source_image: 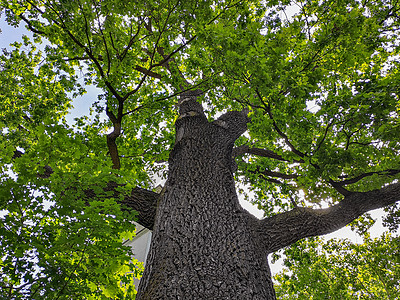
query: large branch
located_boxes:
[118,187,158,230]
[255,181,400,253]
[211,109,251,142]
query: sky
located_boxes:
[0,12,392,275]
[0,17,97,121]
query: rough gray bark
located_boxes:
[257,182,400,253]
[136,92,276,299]
[135,91,400,299]
[119,187,159,230]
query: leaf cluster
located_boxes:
[274,232,400,299]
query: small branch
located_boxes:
[156,46,191,88]
[145,0,244,90]
[54,236,91,300]
[233,145,290,162]
[259,169,299,180]
[151,35,196,69]
[261,176,283,185]
[134,65,162,79]
[289,194,298,208]
[315,120,334,152]
[78,0,93,54]
[109,32,120,59]
[62,56,90,62]
[121,1,179,101]
[68,54,161,79]
[344,124,366,150]
[332,169,400,186]
[12,150,24,159]
[149,0,243,72]
[19,14,46,35]
[92,0,112,76]
[255,89,306,159]
[37,165,54,179]
[328,179,351,196]
[245,165,298,182]
[120,23,142,61]
[44,0,123,102]
[300,47,323,73]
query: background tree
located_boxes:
[0,0,399,299]
[274,233,400,299]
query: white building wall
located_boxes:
[123,222,152,288]
[124,223,152,264]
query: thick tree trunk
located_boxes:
[136,96,276,299]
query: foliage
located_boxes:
[0,33,142,299]
[274,233,400,299]
[0,0,399,298]
[0,178,142,299]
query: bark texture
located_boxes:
[257,182,400,253]
[136,94,277,299]
[120,187,159,230]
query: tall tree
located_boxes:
[0,0,399,299]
